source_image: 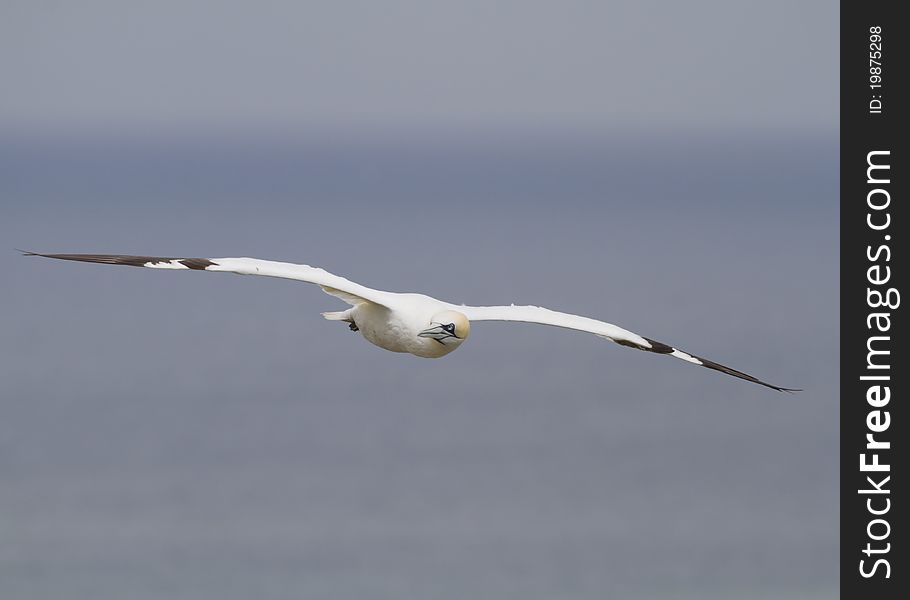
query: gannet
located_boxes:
[23,252,797,391]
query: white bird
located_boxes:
[23,252,797,391]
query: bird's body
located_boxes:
[23,252,797,391]
[346,296,458,358]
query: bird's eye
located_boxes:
[445,323,455,333]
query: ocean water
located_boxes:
[0,131,838,599]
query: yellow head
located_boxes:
[418,310,471,348]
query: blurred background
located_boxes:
[1,2,837,599]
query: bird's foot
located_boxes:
[349,322,359,332]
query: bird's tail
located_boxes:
[321,310,353,322]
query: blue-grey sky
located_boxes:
[2,0,836,135]
[1,2,837,599]
[1,134,839,600]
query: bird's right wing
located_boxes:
[23,252,392,307]
[455,303,797,392]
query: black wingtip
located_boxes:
[20,252,217,270]
[776,387,803,394]
[636,337,800,393]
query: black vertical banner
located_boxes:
[841,1,905,597]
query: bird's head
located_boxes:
[418,310,470,348]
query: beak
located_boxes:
[418,325,457,343]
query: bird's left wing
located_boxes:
[454,304,797,392]
[23,252,392,307]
